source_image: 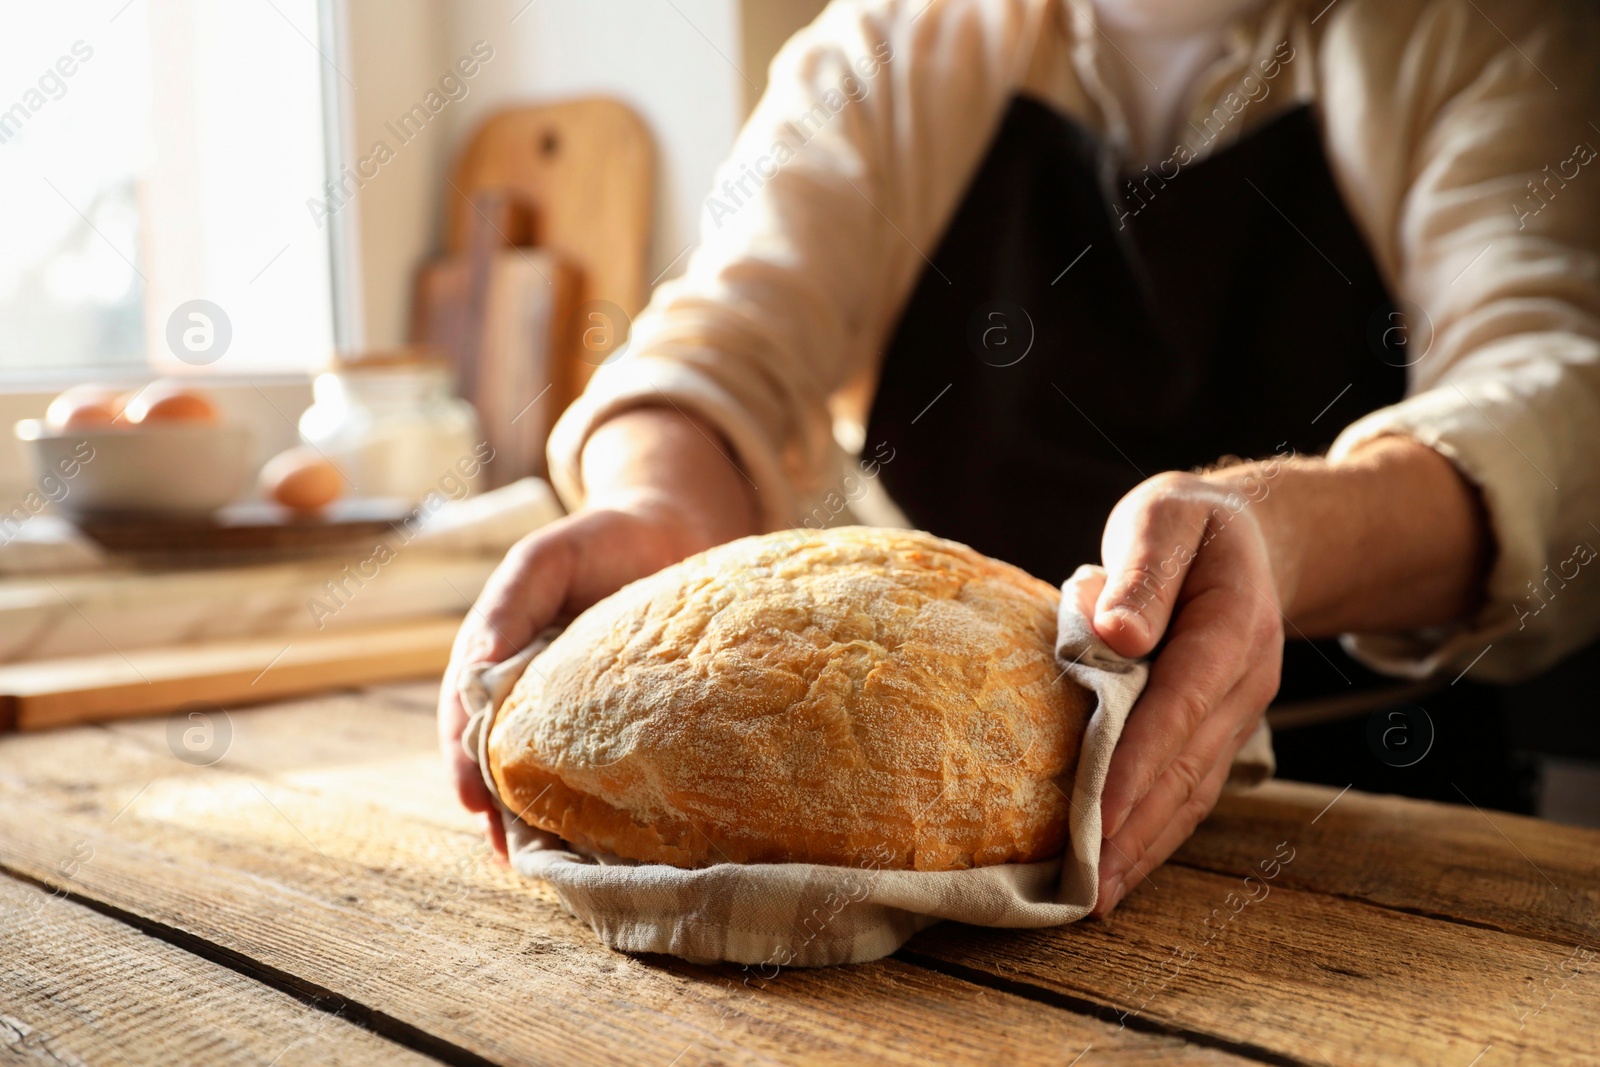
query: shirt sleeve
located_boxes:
[545,0,1049,531]
[1319,0,1600,681]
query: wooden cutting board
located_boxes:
[0,617,460,731]
[443,98,655,407]
[412,229,579,486]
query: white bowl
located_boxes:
[15,419,254,516]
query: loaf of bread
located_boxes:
[487,526,1092,871]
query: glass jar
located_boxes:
[298,350,482,503]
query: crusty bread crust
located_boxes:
[488,526,1092,870]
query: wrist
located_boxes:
[580,406,761,552]
[1202,437,1490,636]
[1196,455,1310,619]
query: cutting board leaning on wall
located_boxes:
[414,98,655,486]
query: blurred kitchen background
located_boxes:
[0,0,825,434]
[2,0,1596,826]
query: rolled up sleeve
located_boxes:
[1322,0,1600,681]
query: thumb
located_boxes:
[1095,485,1207,657]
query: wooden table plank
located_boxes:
[0,872,441,1067]
[0,694,1254,1067]
[1173,780,1600,948]
[904,860,1600,1066]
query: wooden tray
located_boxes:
[71,499,416,558]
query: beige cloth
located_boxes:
[460,582,1273,967]
[545,0,1600,684]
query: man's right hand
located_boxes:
[436,406,761,857]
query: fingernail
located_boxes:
[1104,804,1131,841]
[1100,604,1147,638]
[1100,873,1125,912]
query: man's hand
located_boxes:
[437,407,759,857]
[1086,438,1490,915]
[1083,472,1285,915]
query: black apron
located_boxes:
[863,96,1530,807]
[866,97,1403,703]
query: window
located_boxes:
[0,0,339,382]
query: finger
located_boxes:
[483,811,509,861]
[451,524,580,661]
[1093,715,1255,916]
[444,550,537,674]
[1095,483,1207,657]
[438,661,497,815]
[473,531,582,652]
[1099,684,1267,893]
[436,527,578,817]
[1064,564,1108,621]
[1099,582,1266,839]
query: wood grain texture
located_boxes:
[0,693,1250,1067]
[0,619,459,731]
[1175,781,1600,948]
[0,873,439,1067]
[905,861,1600,1067]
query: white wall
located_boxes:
[342,0,451,351]
[436,0,746,290]
[342,0,831,348]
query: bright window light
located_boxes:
[0,0,337,382]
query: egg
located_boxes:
[45,385,124,430]
[123,381,221,425]
[260,447,344,512]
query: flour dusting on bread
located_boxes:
[487,526,1092,870]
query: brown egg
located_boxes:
[260,447,344,512]
[45,385,123,430]
[123,382,220,425]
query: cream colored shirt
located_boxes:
[547,0,1600,683]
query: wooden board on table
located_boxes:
[71,499,416,559]
[0,873,441,1067]
[0,618,460,732]
[0,690,1255,1067]
[0,553,496,666]
[444,99,655,409]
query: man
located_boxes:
[440,0,1600,913]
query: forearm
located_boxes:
[1207,436,1492,637]
[579,406,761,555]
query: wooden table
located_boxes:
[2,683,1596,1066]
